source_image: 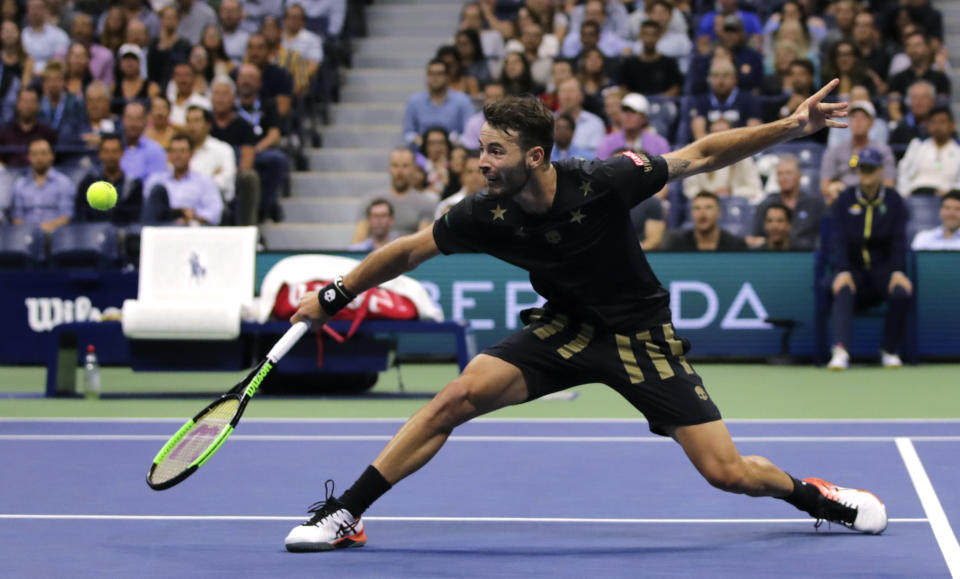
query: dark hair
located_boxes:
[555,112,576,131]
[693,191,720,206]
[929,105,954,122]
[18,85,40,100]
[435,45,463,79]
[420,125,451,156]
[201,24,230,63]
[186,104,213,124]
[483,96,555,161]
[28,137,52,150]
[427,57,448,74]
[648,0,673,12]
[366,197,394,217]
[943,191,960,205]
[789,58,815,78]
[640,20,661,33]
[170,134,193,150]
[499,52,539,97]
[465,149,481,161]
[99,133,123,149]
[581,21,600,36]
[904,28,928,45]
[454,28,485,64]
[764,201,794,222]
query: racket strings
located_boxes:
[151,399,240,483]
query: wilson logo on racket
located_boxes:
[245,362,273,397]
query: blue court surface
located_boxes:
[1,418,959,578]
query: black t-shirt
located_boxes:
[236,98,280,138]
[230,64,293,102]
[888,67,952,97]
[617,55,682,96]
[210,113,257,148]
[75,172,143,226]
[433,153,671,332]
[661,229,748,251]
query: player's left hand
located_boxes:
[792,78,849,137]
[889,271,913,295]
[290,290,331,328]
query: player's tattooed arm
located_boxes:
[665,157,691,181]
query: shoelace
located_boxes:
[303,479,341,526]
[813,488,858,530]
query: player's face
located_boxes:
[941,199,960,233]
[478,123,533,198]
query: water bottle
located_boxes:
[83,344,101,400]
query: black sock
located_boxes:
[780,476,822,515]
[338,465,392,518]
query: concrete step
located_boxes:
[369,19,459,36]
[307,147,393,171]
[330,103,405,125]
[366,3,462,16]
[341,84,421,103]
[279,197,363,223]
[353,52,434,69]
[353,36,452,54]
[320,125,404,148]
[290,171,387,197]
[375,0,466,4]
[343,68,424,87]
[260,223,354,251]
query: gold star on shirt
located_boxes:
[579,182,592,197]
[490,204,507,221]
[570,209,586,224]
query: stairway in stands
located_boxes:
[259,0,463,251]
[935,0,960,119]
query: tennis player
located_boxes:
[285,79,887,552]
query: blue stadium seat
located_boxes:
[646,96,679,144]
[49,223,119,268]
[0,224,45,268]
[904,195,941,245]
[717,197,755,238]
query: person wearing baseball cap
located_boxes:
[595,93,670,160]
[827,145,911,370]
[820,99,896,205]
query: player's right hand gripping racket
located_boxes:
[146,321,310,490]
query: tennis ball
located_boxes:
[86,181,118,211]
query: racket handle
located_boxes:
[266,320,311,363]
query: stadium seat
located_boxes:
[646,96,679,144]
[718,197,755,238]
[0,224,45,268]
[904,195,941,245]
[48,223,119,268]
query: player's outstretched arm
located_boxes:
[662,78,848,182]
[290,227,441,325]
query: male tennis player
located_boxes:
[285,79,887,552]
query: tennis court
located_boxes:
[1,363,959,578]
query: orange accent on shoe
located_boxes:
[803,477,885,505]
[332,529,367,546]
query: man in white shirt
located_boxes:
[168,62,213,129]
[143,135,223,226]
[897,107,960,197]
[283,3,323,75]
[219,0,250,64]
[911,192,960,249]
[185,105,236,205]
[555,77,606,156]
[21,0,70,74]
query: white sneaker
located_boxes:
[827,345,849,371]
[803,478,888,534]
[881,350,903,368]
[285,482,367,552]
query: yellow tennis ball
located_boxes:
[86,181,117,211]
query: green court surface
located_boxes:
[1,363,958,420]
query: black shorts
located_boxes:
[484,308,721,436]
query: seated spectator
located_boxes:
[201,25,235,78]
[763,18,819,84]
[762,58,816,125]
[555,77,605,156]
[911,192,960,250]
[826,85,889,147]
[578,48,612,118]
[619,20,682,97]
[889,80,936,158]
[462,82,504,150]
[696,0,762,53]
[148,6,192,90]
[499,51,543,98]
[887,30,951,103]
[851,11,889,93]
[761,39,803,99]
[0,22,35,111]
[437,45,479,99]
[435,151,484,218]
[235,34,294,118]
[174,0,218,46]
[820,100,896,205]
[419,126,452,196]
[351,148,438,244]
[185,105,236,208]
[167,62,212,131]
[567,0,627,41]
[112,44,157,117]
[601,86,624,132]
[684,118,763,203]
[79,81,118,149]
[75,134,143,225]
[97,7,128,56]
[0,87,57,169]
[143,96,175,150]
[817,0,855,57]
[120,100,167,183]
[209,76,260,226]
[111,0,159,41]
[349,198,398,252]
[454,29,492,89]
[38,61,87,147]
[282,3,322,79]
[9,138,73,232]
[827,147,910,370]
[142,134,222,226]
[459,2,504,63]
[627,0,692,74]
[235,63,288,222]
[298,0,346,38]
[627,183,666,250]
[824,40,874,98]
[66,13,113,87]
[715,14,764,93]
[261,16,310,97]
[688,59,761,142]
[551,112,593,161]
[403,58,474,147]
[560,4,630,60]
[662,192,748,251]
[541,59,574,112]
[240,0,286,35]
[753,202,794,250]
[219,0,250,65]
[21,0,69,74]
[749,155,826,250]
[64,44,94,99]
[123,21,151,80]
[596,93,670,160]
[898,107,960,197]
[443,145,467,199]
[502,21,553,87]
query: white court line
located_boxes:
[2,417,960,424]
[896,438,960,578]
[2,434,960,443]
[0,514,930,524]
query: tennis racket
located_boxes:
[146,321,311,490]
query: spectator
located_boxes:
[443,145,467,200]
[764,19,819,83]
[79,81,117,150]
[887,30,951,102]
[149,6,192,90]
[683,118,763,202]
[503,22,552,87]
[144,96,175,150]
[419,126,452,196]
[0,22,33,121]
[911,192,960,250]
[629,0,692,74]
[174,0,218,45]
[38,61,87,147]
[219,0,250,65]
[662,191,749,251]
[235,34,294,118]
[601,85,624,132]
[499,51,543,98]
[454,29,492,89]
[541,58,573,111]
[261,16,310,97]
[826,85,889,147]
[753,202,794,250]
[688,59,761,142]
[818,0,856,57]
[351,148,438,243]
[209,76,260,226]
[235,63,288,222]
[142,134,222,226]
[715,14,764,93]
[596,93,670,160]
[98,6,128,55]
[66,13,113,87]
[555,77,605,156]
[402,58,474,147]
[749,155,826,249]
[824,40,875,98]
[458,2,504,63]
[619,20,682,97]
[763,58,816,125]
[578,48,611,117]
[167,62,212,130]
[889,80,937,157]
[696,0,762,52]
[120,100,167,183]
[21,0,69,75]
[185,45,214,97]
[110,0,159,42]
[437,45,479,99]
[617,146,667,250]
[462,82,504,150]
[827,146,910,370]
[185,105,237,207]
[200,25,234,78]
[64,44,93,99]
[551,112,592,160]
[562,2,630,60]
[851,12,889,93]
[297,0,347,38]
[9,137,73,231]
[567,0,627,40]
[881,0,943,55]
[112,44,155,117]
[241,0,286,34]
[349,199,398,252]
[435,151,484,218]
[820,100,896,205]
[282,3,322,76]
[0,87,57,169]
[897,107,960,197]
[75,134,142,225]
[124,19,151,79]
